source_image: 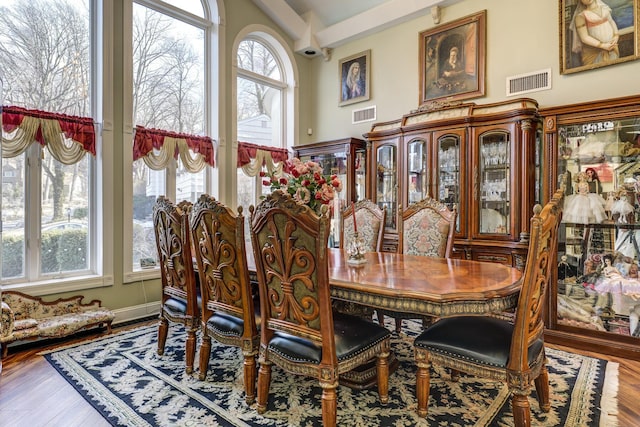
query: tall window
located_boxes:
[236,37,288,210]
[0,0,98,285]
[127,0,213,274]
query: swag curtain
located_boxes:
[1,106,95,165]
[133,126,215,172]
[237,141,288,177]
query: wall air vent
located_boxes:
[352,105,376,124]
[506,68,551,97]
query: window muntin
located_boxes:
[159,0,204,18]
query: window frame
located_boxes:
[232,28,298,211]
[1,0,114,295]
[122,0,219,282]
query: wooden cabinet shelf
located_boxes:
[363,98,542,265]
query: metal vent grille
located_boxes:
[506,68,551,96]
[352,106,376,124]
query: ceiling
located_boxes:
[251,0,462,59]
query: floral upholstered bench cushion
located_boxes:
[0,291,115,356]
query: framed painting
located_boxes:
[419,10,486,106]
[339,50,370,106]
[560,0,639,74]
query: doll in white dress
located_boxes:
[563,171,607,224]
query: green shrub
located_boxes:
[1,235,24,278]
[42,229,88,273]
[2,229,88,277]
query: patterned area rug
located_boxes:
[42,320,619,426]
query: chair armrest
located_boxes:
[1,301,15,337]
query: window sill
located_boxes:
[124,268,160,284]
[1,274,114,297]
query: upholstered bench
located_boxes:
[0,291,115,357]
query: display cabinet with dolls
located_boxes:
[542,95,640,360]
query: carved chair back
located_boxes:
[190,194,257,334]
[190,194,259,399]
[340,199,386,252]
[398,197,457,258]
[250,190,334,355]
[509,189,563,376]
[249,190,392,427]
[152,196,199,373]
[153,196,198,320]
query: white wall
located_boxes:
[305,0,640,143]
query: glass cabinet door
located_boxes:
[556,116,640,338]
[407,138,427,204]
[355,149,366,202]
[376,144,397,230]
[437,134,461,231]
[298,151,347,247]
[478,131,511,235]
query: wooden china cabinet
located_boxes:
[364,98,543,268]
[541,95,640,360]
[293,137,367,248]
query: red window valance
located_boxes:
[2,105,96,156]
[133,125,215,167]
[237,141,289,167]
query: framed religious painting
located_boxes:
[418,10,486,106]
[560,0,639,74]
[339,50,371,107]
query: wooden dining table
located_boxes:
[326,248,523,318]
[324,248,523,388]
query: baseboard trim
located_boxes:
[111,302,161,325]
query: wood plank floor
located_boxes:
[0,320,639,426]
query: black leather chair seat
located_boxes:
[268,312,391,364]
[414,316,543,368]
[164,297,188,316]
[206,304,261,337]
[163,296,202,317]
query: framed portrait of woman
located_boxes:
[339,50,370,107]
[560,0,639,74]
[418,10,486,106]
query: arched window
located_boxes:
[235,31,297,212]
[124,0,217,277]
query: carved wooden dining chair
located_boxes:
[413,187,564,426]
[379,196,457,332]
[249,190,392,427]
[152,196,199,374]
[190,194,260,403]
[340,199,386,253]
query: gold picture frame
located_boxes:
[339,50,371,106]
[560,0,639,75]
[418,10,486,106]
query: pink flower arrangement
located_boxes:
[261,158,343,212]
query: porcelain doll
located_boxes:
[563,172,607,224]
[605,191,615,220]
[611,191,635,224]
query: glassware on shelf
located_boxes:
[478,132,511,235]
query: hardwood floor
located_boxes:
[0,321,639,426]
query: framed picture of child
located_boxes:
[418,10,486,106]
[560,0,639,74]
